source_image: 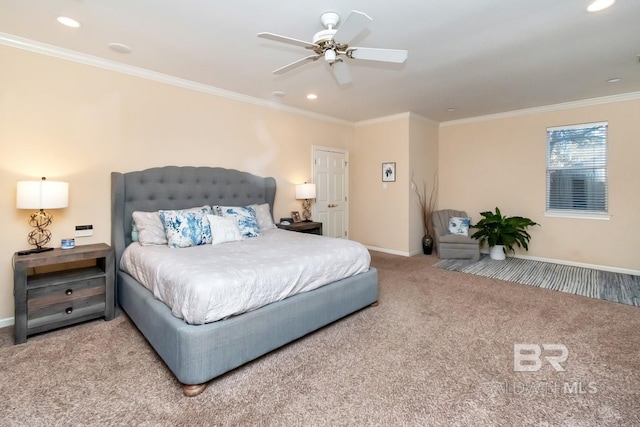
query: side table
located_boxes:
[13,243,115,344]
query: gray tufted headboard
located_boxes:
[111,166,277,265]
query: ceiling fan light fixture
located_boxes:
[324,49,336,63]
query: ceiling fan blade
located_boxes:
[257,32,317,49]
[348,47,408,63]
[333,10,372,44]
[272,55,321,75]
[331,60,352,85]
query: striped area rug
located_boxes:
[434,255,640,307]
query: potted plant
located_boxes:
[470,207,539,260]
[412,171,438,255]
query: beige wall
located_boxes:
[0,45,353,321]
[350,113,438,255]
[439,98,640,271]
[409,115,439,254]
[351,116,409,253]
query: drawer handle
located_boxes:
[65,289,73,295]
[65,307,73,315]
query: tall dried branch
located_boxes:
[411,170,438,237]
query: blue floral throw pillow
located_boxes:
[448,216,471,236]
[219,206,261,238]
[159,206,213,248]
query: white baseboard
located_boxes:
[0,317,14,329]
[364,245,411,257]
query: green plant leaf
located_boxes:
[470,207,539,252]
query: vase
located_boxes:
[422,235,434,255]
[489,245,506,260]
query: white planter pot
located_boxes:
[490,245,506,260]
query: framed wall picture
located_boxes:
[382,162,396,182]
[291,211,302,223]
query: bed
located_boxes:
[111,166,379,396]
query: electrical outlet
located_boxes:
[75,224,93,237]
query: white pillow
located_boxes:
[448,216,471,236]
[132,211,167,246]
[207,214,244,245]
[249,203,277,231]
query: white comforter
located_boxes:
[120,229,371,324]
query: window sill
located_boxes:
[545,210,610,220]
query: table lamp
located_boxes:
[16,177,69,253]
[295,183,316,221]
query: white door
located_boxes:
[313,147,349,238]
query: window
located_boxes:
[546,122,608,216]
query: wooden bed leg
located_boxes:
[182,383,208,397]
[370,301,379,307]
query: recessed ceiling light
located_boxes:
[108,43,133,54]
[447,108,455,112]
[306,93,318,100]
[607,78,621,83]
[57,16,81,28]
[587,0,615,12]
[271,91,286,97]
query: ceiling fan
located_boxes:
[257,10,408,85]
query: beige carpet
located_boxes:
[1,251,639,426]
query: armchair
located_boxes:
[432,209,480,260]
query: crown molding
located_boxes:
[440,91,640,127]
[355,111,438,128]
[0,32,351,126]
[354,112,411,127]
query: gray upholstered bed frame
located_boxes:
[111,166,378,396]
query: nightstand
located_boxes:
[13,243,115,344]
[277,221,323,235]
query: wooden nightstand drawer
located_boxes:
[28,277,106,318]
[27,299,106,332]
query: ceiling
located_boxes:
[1,0,638,123]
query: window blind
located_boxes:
[546,122,608,213]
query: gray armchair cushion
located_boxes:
[432,209,480,260]
[438,233,477,244]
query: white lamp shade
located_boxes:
[295,183,316,200]
[17,180,69,209]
